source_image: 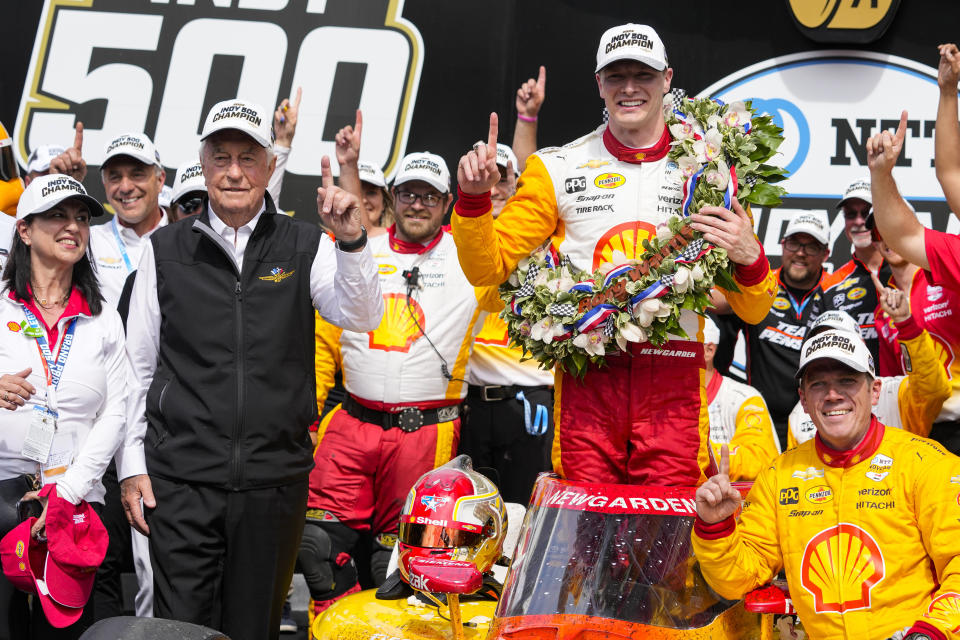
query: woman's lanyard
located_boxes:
[21,306,77,413]
[111,218,135,273]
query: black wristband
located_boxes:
[336,226,367,252]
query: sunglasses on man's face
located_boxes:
[176,197,204,215]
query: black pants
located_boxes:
[460,386,554,504]
[91,462,133,620]
[146,476,308,640]
[0,476,100,640]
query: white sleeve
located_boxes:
[55,310,129,505]
[267,144,290,208]
[311,234,383,332]
[115,242,161,480]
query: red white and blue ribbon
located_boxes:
[628,282,669,315]
[510,298,523,315]
[602,265,634,289]
[569,281,595,294]
[575,304,618,333]
[722,164,738,209]
[681,167,703,218]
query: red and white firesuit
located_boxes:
[693,419,960,640]
[309,227,498,535]
[452,124,777,486]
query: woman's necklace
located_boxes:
[32,286,69,310]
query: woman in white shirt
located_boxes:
[0,174,127,636]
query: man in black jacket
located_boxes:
[116,99,382,640]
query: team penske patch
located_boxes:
[865,454,893,482]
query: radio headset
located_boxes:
[403,266,462,383]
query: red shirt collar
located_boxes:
[602,125,671,164]
[705,369,723,404]
[815,416,885,468]
[11,286,90,346]
[387,225,444,255]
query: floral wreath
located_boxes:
[499,96,788,377]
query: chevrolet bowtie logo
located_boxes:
[259,267,295,282]
[576,159,611,169]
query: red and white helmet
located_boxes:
[397,456,507,585]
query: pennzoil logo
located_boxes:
[15,1,423,180]
[378,264,397,276]
[801,523,884,613]
[594,173,626,189]
[773,296,791,311]
[259,267,295,283]
[847,287,867,301]
[786,0,901,44]
[805,485,833,504]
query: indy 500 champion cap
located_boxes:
[201,99,273,148]
[102,133,162,169]
[595,24,668,73]
[393,152,450,194]
[797,329,875,379]
[783,211,830,246]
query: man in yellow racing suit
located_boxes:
[694,328,960,640]
[451,24,776,486]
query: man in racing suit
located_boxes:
[693,329,960,640]
[452,24,776,486]
[304,152,498,621]
[703,316,780,481]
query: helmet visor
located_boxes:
[0,144,20,182]
[399,520,485,549]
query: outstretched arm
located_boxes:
[867,111,928,269]
[513,65,546,171]
[935,44,960,216]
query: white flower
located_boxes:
[557,273,576,292]
[678,155,701,178]
[615,332,628,352]
[705,158,730,192]
[517,257,531,271]
[691,264,705,282]
[635,298,661,327]
[531,317,564,344]
[655,301,672,318]
[702,128,723,161]
[673,267,691,294]
[706,114,722,130]
[609,249,630,265]
[533,269,549,287]
[508,272,520,287]
[691,139,708,163]
[656,222,675,243]
[669,121,696,141]
[723,101,751,130]
[573,330,606,356]
[620,322,648,343]
[545,277,562,292]
[518,320,532,338]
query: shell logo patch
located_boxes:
[925,592,960,632]
[15,540,24,558]
[7,321,22,333]
[801,523,884,613]
[865,453,892,482]
[591,221,656,270]
[594,173,626,189]
[847,287,867,300]
[378,264,397,276]
[805,485,833,504]
[368,293,425,353]
[773,297,791,311]
[259,267,295,283]
[576,159,611,170]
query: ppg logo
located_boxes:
[779,487,800,506]
[565,176,587,194]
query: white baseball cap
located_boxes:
[357,161,386,189]
[809,310,861,337]
[170,161,207,204]
[796,329,875,379]
[783,211,830,246]
[495,144,518,172]
[201,99,272,148]
[702,315,720,345]
[26,145,66,174]
[595,24,668,73]
[159,185,173,210]
[16,174,104,221]
[393,152,450,194]
[837,178,871,208]
[102,133,162,169]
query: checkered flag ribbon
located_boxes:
[660,273,675,288]
[547,303,578,318]
[603,316,616,337]
[524,263,540,282]
[676,238,704,263]
[515,282,535,298]
[744,174,758,187]
[664,88,688,114]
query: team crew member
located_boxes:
[735,212,829,448]
[117,99,382,640]
[452,24,776,486]
[87,133,168,308]
[0,176,126,636]
[702,316,779,481]
[934,43,960,217]
[694,329,960,640]
[819,178,889,362]
[788,301,949,447]
[305,152,497,620]
[23,144,66,186]
[462,144,554,504]
[167,160,207,222]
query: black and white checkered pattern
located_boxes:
[663,88,688,115]
[745,174,758,187]
[604,317,616,338]
[676,238,704,262]
[515,282,535,298]
[524,263,540,282]
[547,303,578,318]
[660,273,675,288]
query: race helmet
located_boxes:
[0,122,24,217]
[397,456,507,587]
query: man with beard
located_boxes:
[737,212,830,448]
[304,152,498,619]
[820,178,890,363]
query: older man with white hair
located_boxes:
[694,328,960,640]
[117,99,382,640]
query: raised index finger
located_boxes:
[292,86,302,110]
[73,122,84,152]
[537,65,546,93]
[320,155,333,189]
[487,112,499,150]
[893,110,908,146]
[719,444,730,477]
[869,269,884,293]
[355,109,363,136]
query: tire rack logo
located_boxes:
[15,0,423,180]
[787,0,901,44]
[801,523,885,613]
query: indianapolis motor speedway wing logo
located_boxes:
[15,0,423,180]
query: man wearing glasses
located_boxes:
[167,160,207,221]
[738,212,830,448]
[820,178,890,364]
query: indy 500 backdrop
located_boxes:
[2,0,957,266]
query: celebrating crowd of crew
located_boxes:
[1,20,960,640]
